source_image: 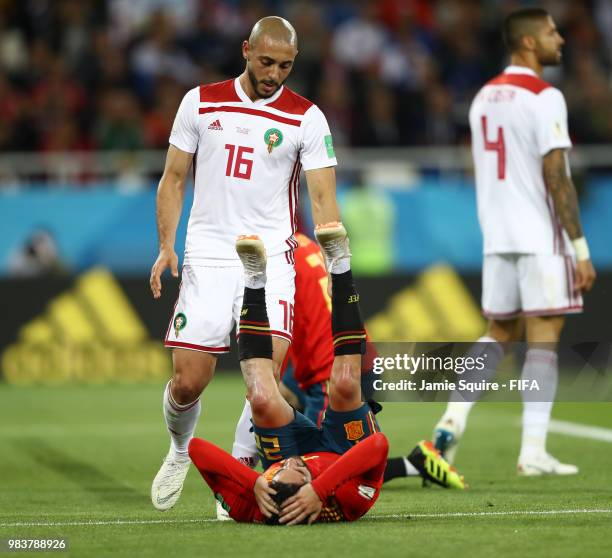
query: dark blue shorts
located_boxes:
[281,365,329,426]
[253,404,380,469]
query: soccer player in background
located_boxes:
[149,16,343,511]
[189,226,464,525]
[433,8,596,475]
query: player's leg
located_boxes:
[433,254,523,463]
[232,337,291,461]
[231,241,295,464]
[315,223,387,458]
[153,265,235,511]
[189,437,261,523]
[434,318,521,462]
[235,236,295,429]
[152,350,216,511]
[517,253,581,475]
[518,315,576,474]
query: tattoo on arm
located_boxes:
[543,149,583,240]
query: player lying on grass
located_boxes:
[222,231,455,519]
[189,225,465,524]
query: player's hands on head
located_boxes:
[279,483,322,526]
[254,476,278,519]
[150,248,179,299]
[574,259,596,293]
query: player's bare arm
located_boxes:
[543,149,583,240]
[150,145,193,299]
[305,167,341,226]
[543,148,596,291]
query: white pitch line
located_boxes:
[549,419,612,443]
[374,509,612,519]
[2,509,611,528]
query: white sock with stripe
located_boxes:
[520,348,558,460]
[441,335,504,430]
[163,381,201,457]
[231,400,259,468]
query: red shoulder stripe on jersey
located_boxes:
[199,106,301,127]
[267,87,314,115]
[292,163,301,233]
[486,73,551,94]
[287,159,299,236]
[200,80,241,103]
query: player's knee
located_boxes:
[170,372,204,404]
[371,432,389,457]
[248,388,273,417]
[487,318,521,344]
[331,369,359,402]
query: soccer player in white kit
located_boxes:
[433,8,596,475]
[149,17,343,510]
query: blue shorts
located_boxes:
[281,365,329,426]
[253,403,381,469]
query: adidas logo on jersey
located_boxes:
[208,119,223,131]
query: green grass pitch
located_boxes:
[1,374,611,557]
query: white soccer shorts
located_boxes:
[164,254,295,353]
[482,253,583,319]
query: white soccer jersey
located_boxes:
[169,78,337,265]
[469,66,572,255]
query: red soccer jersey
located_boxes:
[189,433,388,524]
[287,233,377,388]
[286,233,334,389]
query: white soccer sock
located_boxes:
[440,401,475,433]
[163,380,201,456]
[330,258,350,275]
[402,457,420,476]
[442,336,504,430]
[231,399,259,467]
[520,348,558,460]
[244,274,266,290]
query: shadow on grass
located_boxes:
[11,437,145,504]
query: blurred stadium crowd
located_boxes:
[1,0,611,155]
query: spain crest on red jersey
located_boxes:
[344,420,365,441]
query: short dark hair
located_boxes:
[503,8,550,52]
[264,480,303,526]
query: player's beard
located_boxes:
[247,67,283,99]
[536,43,562,66]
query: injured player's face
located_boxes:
[272,456,312,486]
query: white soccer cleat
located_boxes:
[314,222,350,270]
[235,235,267,278]
[433,417,462,465]
[517,452,579,476]
[216,500,232,521]
[151,452,191,511]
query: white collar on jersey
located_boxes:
[503,65,538,77]
[234,77,285,105]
